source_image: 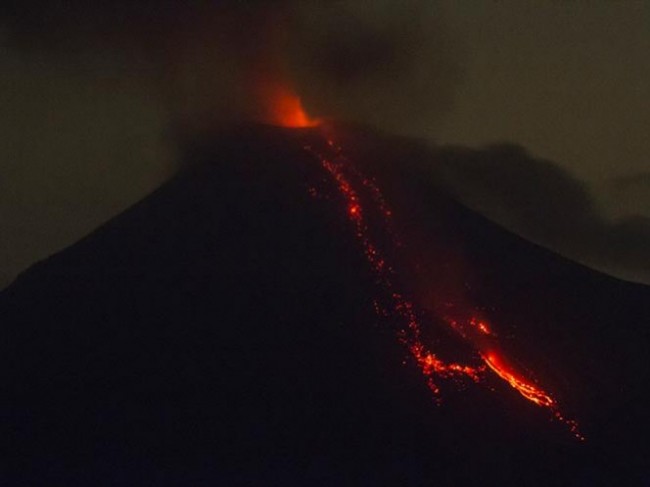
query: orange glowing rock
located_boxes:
[469,317,492,336]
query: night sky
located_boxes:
[1,1,649,288]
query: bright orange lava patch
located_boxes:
[482,352,555,407]
[267,86,320,128]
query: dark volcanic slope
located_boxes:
[2,125,649,486]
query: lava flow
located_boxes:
[305,137,485,397]
[304,130,582,440]
[264,88,582,439]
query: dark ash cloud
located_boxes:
[1,1,462,133]
[433,144,650,284]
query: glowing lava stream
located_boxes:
[301,131,583,439]
[307,138,484,398]
[265,90,582,439]
[483,352,554,407]
[305,133,582,440]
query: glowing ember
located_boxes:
[415,347,483,384]
[302,130,583,440]
[469,318,493,336]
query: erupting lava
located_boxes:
[299,129,583,440]
[264,85,320,128]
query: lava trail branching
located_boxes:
[305,137,484,398]
[303,128,583,441]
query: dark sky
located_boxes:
[1,1,648,287]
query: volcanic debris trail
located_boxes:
[302,129,583,440]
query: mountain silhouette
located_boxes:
[2,124,649,486]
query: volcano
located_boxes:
[2,124,649,486]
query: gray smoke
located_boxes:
[432,144,650,284]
